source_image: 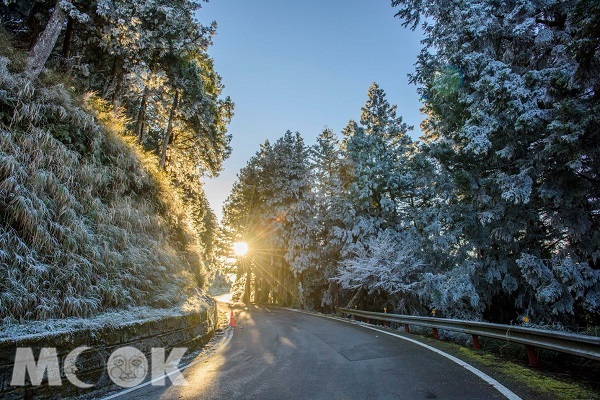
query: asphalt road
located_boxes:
[105,305,517,400]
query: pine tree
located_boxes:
[335,84,416,310]
[308,128,348,309]
[222,132,316,306]
[393,0,600,322]
[223,142,272,304]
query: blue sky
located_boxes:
[196,0,425,220]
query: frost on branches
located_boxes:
[392,0,600,322]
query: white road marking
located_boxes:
[361,325,522,400]
[286,308,522,400]
[102,308,522,400]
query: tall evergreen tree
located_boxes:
[308,128,348,309]
[393,0,600,322]
[335,84,415,310]
[222,132,315,306]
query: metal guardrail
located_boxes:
[338,308,600,365]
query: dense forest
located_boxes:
[0,0,232,322]
[0,0,598,332]
[223,0,600,329]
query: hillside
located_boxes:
[0,33,213,324]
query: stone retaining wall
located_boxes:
[0,301,217,399]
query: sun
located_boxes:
[233,241,249,256]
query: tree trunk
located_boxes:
[103,57,118,97]
[255,276,262,304]
[278,260,285,305]
[25,0,69,79]
[261,278,271,303]
[102,56,124,106]
[26,1,48,49]
[139,118,146,145]
[62,16,74,60]
[160,90,179,170]
[111,57,124,108]
[135,86,149,144]
[243,265,251,304]
[296,272,304,309]
[283,266,291,306]
[346,287,367,310]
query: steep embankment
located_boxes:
[0,37,202,324]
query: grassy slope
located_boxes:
[0,34,202,323]
[454,346,600,400]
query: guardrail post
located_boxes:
[432,328,439,340]
[525,345,539,367]
[404,324,410,333]
[472,334,481,350]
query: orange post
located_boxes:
[472,335,481,350]
[229,310,236,327]
[526,345,538,367]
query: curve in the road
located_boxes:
[288,309,521,400]
[101,306,524,400]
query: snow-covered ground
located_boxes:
[212,292,233,304]
[0,292,213,341]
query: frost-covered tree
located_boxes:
[334,83,418,310]
[222,149,264,303]
[336,229,424,296]
[259,131,315,306]
[393,0,600,323]
[159,51,233,174]
[94,0,214,104]
[345,83,412,228]
[24,0,69,78]
[222,132,315,307]
[306,128,349,309]
[0,0,233,319]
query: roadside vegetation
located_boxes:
[0,0,231,325]
[223,0,600,333]
[455,345,600,400]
